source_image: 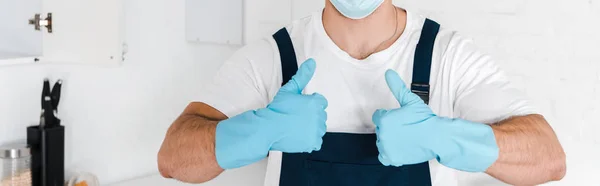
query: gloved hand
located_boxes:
[215,59,328,169]
[372,70,499,172]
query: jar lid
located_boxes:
[0,144,31,159]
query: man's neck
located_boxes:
[323,1,406,60]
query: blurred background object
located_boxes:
[0,144,31,186]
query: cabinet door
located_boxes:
[0,0,43,60]
[42,0,125,65]
[186,0,243,45]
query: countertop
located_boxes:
[108,159,268,186]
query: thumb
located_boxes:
[280,58,317,94]
[384,69,423,107]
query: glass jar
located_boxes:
[0,144,31,186]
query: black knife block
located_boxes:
[27,126,65,186]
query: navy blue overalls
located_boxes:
[272,19,440,186]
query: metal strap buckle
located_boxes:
[411,83,430,104]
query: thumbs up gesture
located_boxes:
[216,59,327,169]
[372,70,499,172]
[265,59,328,153]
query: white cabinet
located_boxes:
[185,0,244,45]
[0,0,125,65]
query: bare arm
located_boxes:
[486,114,566,185]
[157,102,228,183]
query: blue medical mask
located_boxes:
[329,0,385,19]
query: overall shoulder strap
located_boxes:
[412,19,440,105]
[273,28,298,86]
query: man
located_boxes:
[158,0,566,185]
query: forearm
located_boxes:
[158,114,224,183]
[486,114,566,185]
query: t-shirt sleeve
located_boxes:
[198,39,276,117]
[444,34,538,124]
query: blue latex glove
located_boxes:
[215,59,328,169]
[372,70,499,172]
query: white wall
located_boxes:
[0,0,598,185]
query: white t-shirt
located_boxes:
[199,10,537,186]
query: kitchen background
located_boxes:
[0,0,598,185]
